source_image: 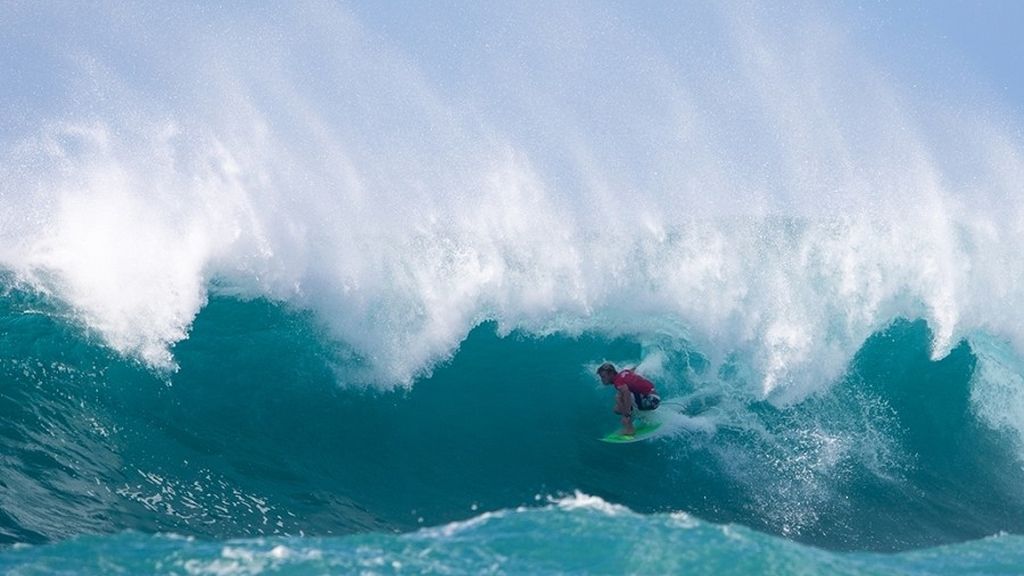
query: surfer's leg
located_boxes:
[619,388,636,435]
[620,413,634,435]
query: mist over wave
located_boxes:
[2,2,1023,403]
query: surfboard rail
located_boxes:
[600,420,662,443]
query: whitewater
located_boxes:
[2,2,1024,574]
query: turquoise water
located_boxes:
[3,287,1024,573]
[3,507,1024,576]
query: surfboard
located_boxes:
[600,420,662,443]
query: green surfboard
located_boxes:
[600,420,663,443]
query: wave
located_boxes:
[2,287,1024,553]
[4,1,1024,563]
[3,494,1024,576]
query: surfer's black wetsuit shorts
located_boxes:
[633,392,661,411]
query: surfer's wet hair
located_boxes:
[596,362,617,375]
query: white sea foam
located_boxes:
[550,491,631,516]
[2,3,1023,410]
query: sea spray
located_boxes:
[3,3,1024,403]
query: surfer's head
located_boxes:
[596,362,617,385]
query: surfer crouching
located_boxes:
[597,362,661,436]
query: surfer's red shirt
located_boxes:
[613,370,655,395]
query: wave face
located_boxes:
[2,287,1024,557]
[3,1,1024,572]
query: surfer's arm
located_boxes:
[615,386,636,435]
[614,385,633,415]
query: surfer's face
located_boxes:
[599,371,614,385]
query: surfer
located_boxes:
[596,362,661,436]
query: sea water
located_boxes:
[3,3,1024,574]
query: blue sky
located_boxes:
[2,0,1022,198]
[342,1,1024,117]
[850,2,1024,104]
[3,2,1022,134]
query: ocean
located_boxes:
[3,2,1024,574]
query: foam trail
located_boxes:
[654,403,720,437]
[1,2,1023,408]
